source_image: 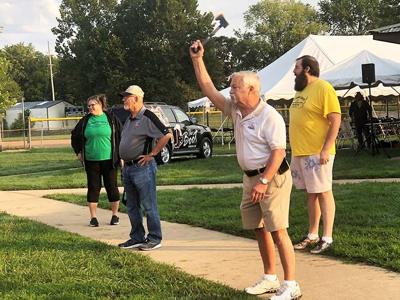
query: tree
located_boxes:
[52,0,226,108]
[10,110,31,130]
[53,0,121,104]
[377,0,400,27]
[318,0,381,34]
[237,0,327,69]
[3,43,53,101]
[118,0,230,106]
[0,55,22,118]
[211,35,271,81]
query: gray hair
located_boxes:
[231,71,261,94]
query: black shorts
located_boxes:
[85,160,120,203]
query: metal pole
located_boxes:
[0,117,3,152]
[22,97,26,149]
[221,111,224,146]
[48,41,55,101]
[28,117,32,149]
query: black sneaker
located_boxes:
[89,217,99,227]
[139,240,162,251]
[110,215,119,225]
[310,240,333,254]
[118,239,144,249]
[293,236,320,250]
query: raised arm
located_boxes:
[189,40,226,111]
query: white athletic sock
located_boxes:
[263,274,278,281]
[283,280,297,287]
[307,233,319,240]
[322,236,333,243]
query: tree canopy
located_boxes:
[318,0,380,34]
[2,43,55,101]
[237,0,327,70]
[318,0,400,34]
[0,0,391,110]
[377,0,400,27]
[0,54,22,117]
[52,0,225,107]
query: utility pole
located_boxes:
[48,41,55,101]
[22,97,26,148]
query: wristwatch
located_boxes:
[259,177,269,185]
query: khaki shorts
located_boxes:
[240,170,292,232]
[290,154,334,193]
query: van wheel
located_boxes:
[156,145,172,164]
[197,137,212,158]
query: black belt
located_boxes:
[244,158,290,177]
[125,158,141,166]
[244,167,266,177]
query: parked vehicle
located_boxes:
[109,102,213,164]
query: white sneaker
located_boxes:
[271,282,302,300]
[244,277,280,295]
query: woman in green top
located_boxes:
[71,94,122,227]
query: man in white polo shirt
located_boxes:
[190,41,301,300]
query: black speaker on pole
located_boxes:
[361,63,376,84]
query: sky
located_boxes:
[0,0,318,54]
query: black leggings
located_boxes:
[85,160,120,203]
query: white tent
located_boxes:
[340,84,400,98]
[260,35,400,100]
[188,89,229,109]
[187,97,213,109]
[321,50,400,89]
[187,34,400,106]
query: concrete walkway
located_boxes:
[1,184,400,299]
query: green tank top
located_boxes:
[84,113,112,161]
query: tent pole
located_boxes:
[398,96,399,119]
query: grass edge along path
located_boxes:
[0,212,253,300]
[46,182,400,273]
[1,147,400,190]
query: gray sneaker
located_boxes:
[293,236,320,250]
[139,240,162,251]
[118,239,144,249]
[310,240,333,254]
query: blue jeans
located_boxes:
[122,159,162,243]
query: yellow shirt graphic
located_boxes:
[289,79,341,156]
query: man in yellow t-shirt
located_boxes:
[289,55,341,254]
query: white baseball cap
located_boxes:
[119,85,144,98]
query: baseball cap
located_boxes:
[119,85,144,98]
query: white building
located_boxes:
[6,100,76,130]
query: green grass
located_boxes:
[1,146,400,190]
[2,134,71,142]
[334,148,400,178]
[46,182,400,273]
[212,145,236,155]
[0,213,252,299]
[0,147,243,190]
[0,147,81,176]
